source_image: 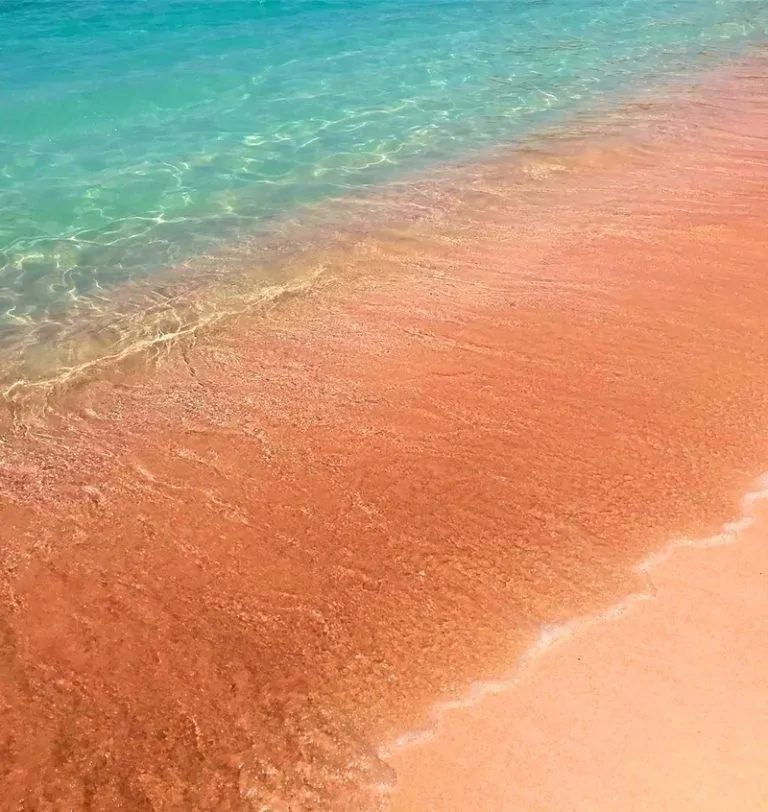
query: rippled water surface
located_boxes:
[1,0,767,327]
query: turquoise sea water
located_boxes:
[1,0,767,328]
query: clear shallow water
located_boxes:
[1,0,767,326]
[3,56,768,809]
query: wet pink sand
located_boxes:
[387,501,768,812]
[1,60,768,809]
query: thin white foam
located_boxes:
[377,471,768,764]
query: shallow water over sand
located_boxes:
[2,58,768,809]
[3,0,767,328]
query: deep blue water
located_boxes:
[1,0,767,324]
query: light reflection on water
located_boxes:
[1,0,767,329]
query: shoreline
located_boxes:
[0,53,757,413]
[385,483,768,811]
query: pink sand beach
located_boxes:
[1,58,768,810]
[386,499,768,811]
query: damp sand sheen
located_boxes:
[2,14,768,812]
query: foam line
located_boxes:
[377,472,768,765]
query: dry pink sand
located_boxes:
[386,501,768,811]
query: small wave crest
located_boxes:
[377,472,768,781]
